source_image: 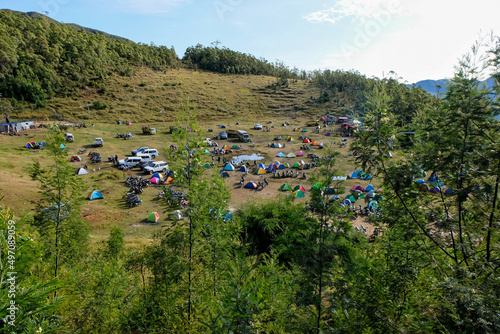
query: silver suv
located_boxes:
[144,161,169,174]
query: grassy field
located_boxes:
[0,115,381,248]
[1,69,373,248]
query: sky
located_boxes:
[2,0,500,83]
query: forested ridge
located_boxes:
[0,9,434,123]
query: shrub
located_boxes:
[92,101,108,110]
[139,82,147,87]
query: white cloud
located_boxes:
[304,0,402,24]
[103,0,190,14]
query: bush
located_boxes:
[139,82,147,87]
[92,101,108,110]
[123,83,130,87]
[164,83,170,86]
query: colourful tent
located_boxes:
[203,149,211,154]
[287,153,296,158]
[276,152,285,157]
[303,138,310,143]
[224,163,235,171]
[203,163,212,168]
[364,184,375,192]
[258,163,266,169]
[280,183,292,191]
[150,177,161,184]
[312,183,324,190]
[348,171,359,179]
[345,199,352,205]
[366,191,374,198]
[239,166,248,173]
[267,164,276,173]
[352,185,364,192]
[293,190,305,198]
[87,190,103,200]
[277,163,286,170]
[368,201,379,210]
[293,128,300,131]
[287,136,294,141]
[152,173,162,180]
[373,194,383,201]
[311,141,319,146]
[232,145,239,149]
[325,187,336,194]
[346,195,356,203]
[76,168,89,175]
[147,212,160,222]
[221,145,230,151]
[429,187,441,193]
[244,181,258,189]
[293,185,306,192]
[254,168,266,175]
[292,162,302,168]
[166,177,174,184]
[297,151,304,156]
[326,132,331,136]
[69,155,81,162]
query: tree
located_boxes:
[29,129,89,280]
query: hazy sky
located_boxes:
[3,0,500,83]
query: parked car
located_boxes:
[118,157,143,168]
[254,124,263,130]
[139,160,156,171]
[219,131,228,139]
[144,161,169,174]
[132,147,148,155]
[142,149,159,159]
[93,138,103,147]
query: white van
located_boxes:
[137,153,153,163]
[118,156,143,168]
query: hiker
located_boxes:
[263,177,269,186]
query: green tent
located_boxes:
[232,144,239,149]
[203,162,212,168]
[293,190,305,198]
[280,183,292,192]
[292,162,301,168]
[147,212,160,222]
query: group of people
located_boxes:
[273,170,306,179]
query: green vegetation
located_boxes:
[0,9,499,333]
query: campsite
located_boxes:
[0,115,382,244]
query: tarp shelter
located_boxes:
[152,173,162,179]
[280,183,292,191]
[147,212,160,222]
[232,145,239,149]
[364,184,375,192]
[87,191,103,200]
[76,168,89,175]
[293,190,305,198]
[69,155,81,162]
[224,163,235,171]
[352,185,364,192]
[239,165,248,173]
[287,153,296,158]
[220,171,230,178]
[331,176,347,181]
[276,152,285,157]
[294,185,306,192]
[244,181,258,189]
[297,151,304,156]
[150,177,161,184]
[254,168,266,175]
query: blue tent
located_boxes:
[326,132,331,136]
[368,201,379,210]
[87,190,103,200]
[60,144,66,149]
[348,171,359,179]
[244,181,258,189]
[152,173,162,179]
[239,165,248,173]
[224,163,235,171]
[416,179,426,184]
[365,184,375,192]
[220,125,226,128]
[258,163,266,169]
[220,171,230,178]
[277,164,286,170]
[167,170,174,177]
[267,164,275,173]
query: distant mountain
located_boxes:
[412,77,495,96]
[0,9,130,41]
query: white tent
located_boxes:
[172,210,183,220]
[76,168,89,175]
